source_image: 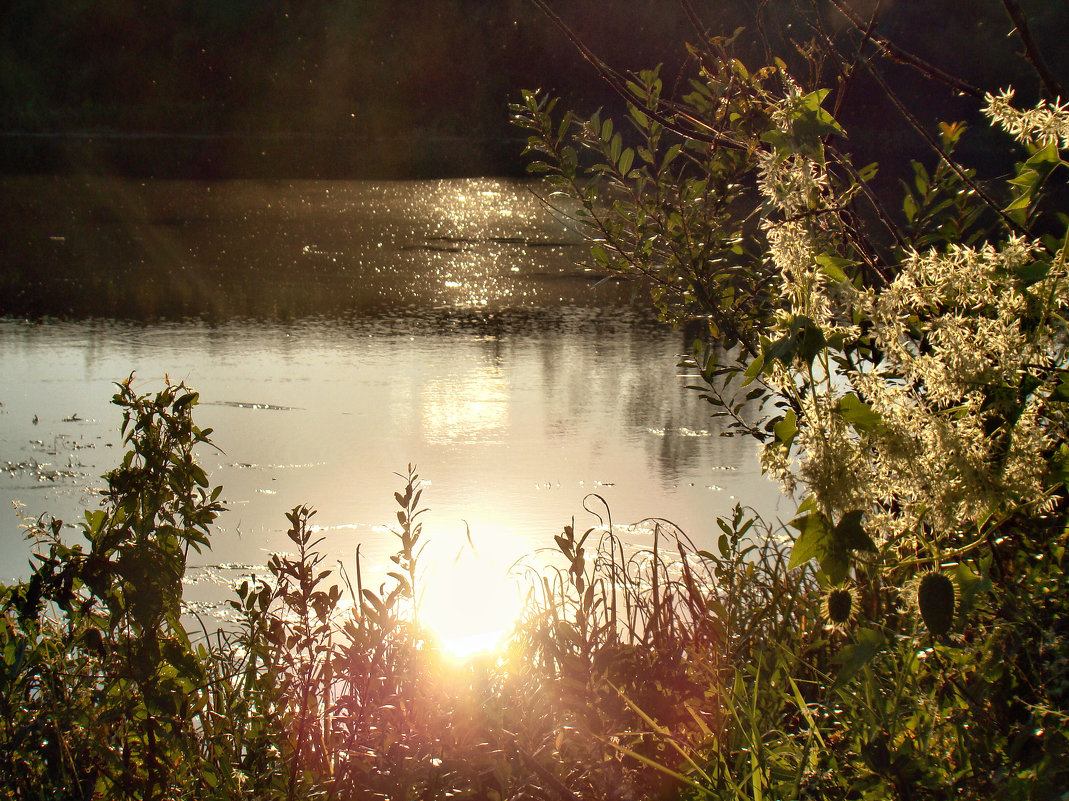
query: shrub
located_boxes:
[512,4,1069,797]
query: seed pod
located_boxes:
[825,588,854,625]
[918,572,955,636]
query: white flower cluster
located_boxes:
[855,237,1068,539]
[757,152,829,218]
[755,121,857,335]
[868,238,1040,405]
[755,86,1069,547]
[983,88,1069,149]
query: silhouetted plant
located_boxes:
[0,377,224,799]
[514,2,1069,797]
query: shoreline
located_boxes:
[0,130,530,180]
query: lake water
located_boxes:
[0,176,785,630]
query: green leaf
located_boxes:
[773,410,798,450]
[832,510,874,554]
[857,161,879,182]
[760,129,792,156]
[173,391,198,411]
[789,507,870,583]
[762,89,844,165]
[795,317,826,365]
[718,534,731,559]
[741,353,765,386]
[1050,442,1069,489]
[600,118,613,142]
[1024,139,1062,179]
[913,162,930,196]
[820,550,851,586]
[662,143,682,168]
[628,104,649,130]
[1005,140,1063,218]
[1052,377,1069,404]
[815,255,851,282]
[903,193,918,223]
[83,509,107,536]
[954,561,990,614]
[837,393,881,431]
[788,510,830,570]
[832,628,885,689]
[767,332,797,365]
[1014,259,1052,286]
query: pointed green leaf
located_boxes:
[773,410,798,450]
[788,511,831,570]
[837,393,881,431]
[832,628,885,689]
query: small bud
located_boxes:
[825,588,854,625]
[918,572,955,636]
[822,586,857,631]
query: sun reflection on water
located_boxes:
[421,366,509,444]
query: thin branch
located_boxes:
[857,53,1031,238]
[1000,0,1064,100]
[832,0,879,119]
[526,0,747,151]
[803,2,908,268]
[825,0,984,99]
[678,0,710,43]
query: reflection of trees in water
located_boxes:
[471,315,751,486]
[0,170,753,496]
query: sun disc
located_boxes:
[419,538,524,658]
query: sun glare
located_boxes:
[418,535,526,659]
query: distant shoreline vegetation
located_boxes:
[0,125,1015,184]
[0,130,531,180]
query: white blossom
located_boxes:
[983,88,1069,149]
[755,85,1069,547]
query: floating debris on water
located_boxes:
[646,427,711,437]
[183,563,271,590]
[309,522,366,533]
[3,458,82,483]
[207,401,300,411]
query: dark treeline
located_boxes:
[0,0,1065,178]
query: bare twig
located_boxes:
[825,0,984,99]
[857,53,1031,238]
[1000,0,1064,100]
[526,0,747,150]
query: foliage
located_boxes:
[0,378,224,798]
[0,381,807,800]
[512,4,1069,798]
[5,5,1069,801]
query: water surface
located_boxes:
[0,176,785,617]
